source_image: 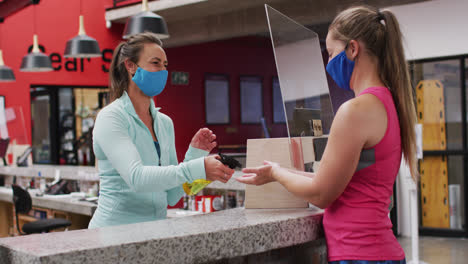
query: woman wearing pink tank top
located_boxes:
[238,5,418,264]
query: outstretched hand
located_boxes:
[236,161,280,185]
[190,128,217,152]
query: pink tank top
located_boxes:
[323,87,405,261]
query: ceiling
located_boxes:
[105,0,429,48]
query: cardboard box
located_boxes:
[244,136,327,209]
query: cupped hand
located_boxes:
[204,155,235,183]
[236,160,279,185]
[191,128,217,152]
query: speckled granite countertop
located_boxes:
[0,207,323,264]
[0,187,97,216]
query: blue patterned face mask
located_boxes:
[132,66,168,97]
[326,47,355,91]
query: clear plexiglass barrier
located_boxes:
[266,5,334,171]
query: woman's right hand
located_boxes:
[204,155,235,183]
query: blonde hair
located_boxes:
[329,6,418,181]
[109,32,163,101]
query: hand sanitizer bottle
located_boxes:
[39,172,46,193]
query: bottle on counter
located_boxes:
[227,191,237,209]
[236,191,244,208]
[190,196,196,211]
[39,171,46,193]
[29,177,35,189]
[183,194,189,210]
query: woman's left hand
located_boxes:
[236,161,280,185]
[190,128,217,152]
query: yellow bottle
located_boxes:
[183,179,212,195]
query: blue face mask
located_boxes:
[131,67,168,97]
[326,49,355,91]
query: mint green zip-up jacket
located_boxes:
[88,92,207,228]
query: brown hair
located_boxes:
[109,32,163,101]
[329,6,418,181]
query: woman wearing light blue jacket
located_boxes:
[88,33,235,228]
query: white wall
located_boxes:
[387,0,468,60]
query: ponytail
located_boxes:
[109,43,128,101]
[380,10,418,182]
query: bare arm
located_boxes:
[238,95,386,208]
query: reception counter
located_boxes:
[0,164,248,238]
[0,207,325,264]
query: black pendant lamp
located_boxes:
[122,0,169,40]
[20,2,53,72]
[0,19,15,82]
[20,34,53,72]
[64,0,100,58]
[0,50,15,82]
